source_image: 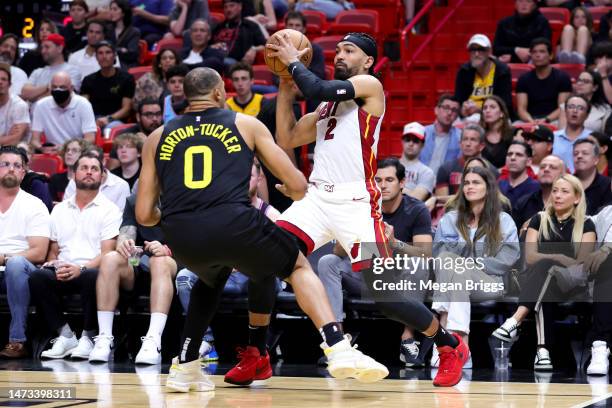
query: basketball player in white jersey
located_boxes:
[268,32,470,387]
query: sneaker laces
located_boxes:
[92,335,113,347]
[402,342,419,357]
[235,347,259,363]
[437,348,457,373]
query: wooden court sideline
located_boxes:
[0,369,609,407]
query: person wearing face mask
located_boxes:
[30,72,97,150]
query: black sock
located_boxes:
[320,322,344,347]
[248,325,268,356]
[429,326,459,348]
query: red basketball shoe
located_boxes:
[224,346,272,385]
[433,333,470,387]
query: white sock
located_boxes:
[146,313,167,343]
[97,311,115,336]
[506,317,518,327]
[59,323,73,338]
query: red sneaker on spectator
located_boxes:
[224,346,272,385]
[433,333,470,387]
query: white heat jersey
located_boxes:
[309,99,384,186]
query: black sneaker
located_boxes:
[400,339,424,368]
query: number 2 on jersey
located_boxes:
[324,118,337,140]
[184,145,212,189]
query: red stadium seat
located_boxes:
[540,7,570,25]
[210,12,225,27]
[128,66,152,81]
[326,10,380,39]
[155,37,184,53]
[508,63,534,88]
[312,35,344,64]
[301,10,328,32]
[138,40,154,66]
[252,65,275,85]
[589,6,611,32]
[552,63,584,81]
[30,154,64,176]
[324,65,334,80]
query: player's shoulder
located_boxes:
[349,74,383,88]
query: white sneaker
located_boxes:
[322,335,389,383]
[71,336,94,359]
[492,318,520,343]
[89,335,114,363]
[41,335,79,359]
[135,336,161,365]
[430,347,439,368]
[166,357,215,393]
[534,347,553,371]
[587,341,610,376]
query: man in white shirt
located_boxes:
[21,34,82,102]
[30,72,97,149]
[29,152,121,360]
[0,64,30,146]
[68,20,120,79]
[0,34,28,96]
[0,146,50,359]
[399,122,435,202]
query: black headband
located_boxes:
[340,33,377,62]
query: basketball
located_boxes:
[265,29,313,77]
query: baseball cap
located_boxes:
[94,40,116,52]
[402,122,425,141]
[523,125,554,143]
[44,33,65,47]
[467,34,491,49]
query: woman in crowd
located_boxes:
[432,166,520,368]
[133,48,180,110]
[590,131,612,176]
[493,175,596,371]
[558,6,593,64]
[109,0,141,68]
[19,19,59,75]
[479,96,513,168]
[49,138,91,202]
[559,70,611,133]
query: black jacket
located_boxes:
[493,9,551,63]
[454,58,514,114]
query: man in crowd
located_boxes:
[226,62,267,116]
[499,141,540,211]
[0,146,50,359]
[30,72,97,149]
[68,20,120,79]
[553,94,593,173]
[181,19,224,73]
[0,34,28,96]
[573,138,612,215]
[524,126,553,174]
[399,122,435,202]
[0,64,29,146]
[61,0,89,53]
[110,133,142,190]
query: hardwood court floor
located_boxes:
[0,368,609,408]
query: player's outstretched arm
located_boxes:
[135,126,163,226]
[276,78,318,149]
[238,114,307,201]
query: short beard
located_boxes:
[75,180,102,191]
[334,65,358,80]
[0,175,20,188]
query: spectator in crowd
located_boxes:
[516,38,572,124]
[493,0,551,63]
[226,62,267,116]
[133,48,180,110]
[432,166,519,368]
[0,64,29,146]
[434,124,486,204]
[493,175,596,371]
[21,34,82,103]
[212,0,267,68]
[162,64,189,123]
[0,34,28,96]
[19,18,59,76]
[175,159,282,363]
[68,20,121,79]
[295,0,355,20]
[399,122,435,202]
[30,72,97,150]
[62,0,90,54]
[455,34,513,122]
[89,193,178,364]
[49,139,91,202]
[558,6,593,64]
[573,138,612,215]
[591,131,612,176]
[243,0,278,33]
[513,154,566,233]
[595,10,612,43]
[584,203,612,375]
[110,133,142,189]
[559,70,611,133]
[168,0,209,39]
[30,153,121,360]
[0,146,50,359]
[499,141,540,211]
[589,41,612,105]
[318,158,433,367]
[130,0,173,46]
[420,94,462,176]
[553,94,593,173]
[64,146,131,212]
[181,19,224,73]
[524,125,554,174]
[480,95,513,168]
[15,143,53,212]
[109,0,141,68]
[118,98,163,141]
[81,41,136,130]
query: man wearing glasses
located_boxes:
[454,34,513,123]
[552,94,593,173]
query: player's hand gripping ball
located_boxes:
[265,29,313,77]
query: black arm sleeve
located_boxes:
[289,61,356,102]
